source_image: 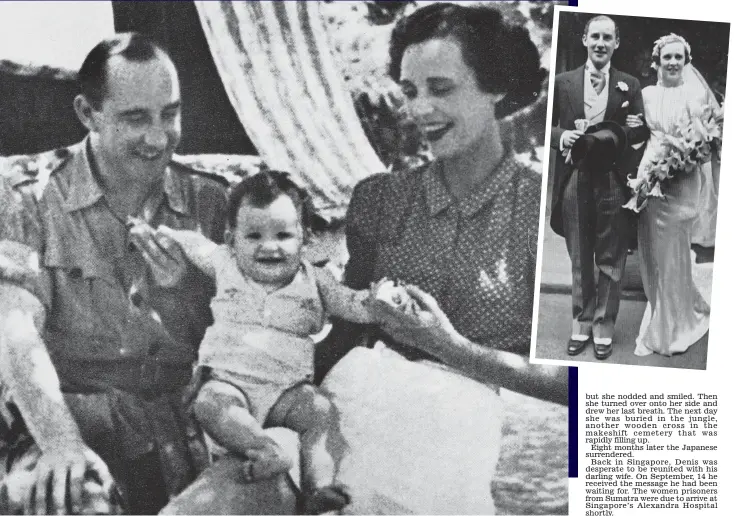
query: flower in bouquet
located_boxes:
[624,103,723,213]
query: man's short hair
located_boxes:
[77,32,172,109]
[583,15,619,41]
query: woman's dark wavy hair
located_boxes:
[78,32,172,109]
[227,170,318,231]
[388,3,546,118]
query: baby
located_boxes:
[130,170,414,513]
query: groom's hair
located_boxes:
[584,15,620,41]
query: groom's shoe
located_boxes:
[593,338,613,360]
[567,337,589,356]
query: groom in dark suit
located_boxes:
[550,15,649,359]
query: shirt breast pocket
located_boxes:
[43,252,121,338]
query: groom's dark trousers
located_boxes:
[550,65,649,340]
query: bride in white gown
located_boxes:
[629,34,720,357]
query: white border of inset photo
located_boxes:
[531,3,732,370]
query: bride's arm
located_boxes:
[625,79,650,145]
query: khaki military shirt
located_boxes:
[0,138,228,392]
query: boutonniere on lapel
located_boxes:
[621,101,630,108]
[616,81,629,92]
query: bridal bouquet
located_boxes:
[624,103,723,213]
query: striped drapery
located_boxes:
[194,1,386,221]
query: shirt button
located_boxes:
[119,348,128,356]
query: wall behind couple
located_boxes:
[556,13,728,99]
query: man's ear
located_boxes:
[73,94,98,132]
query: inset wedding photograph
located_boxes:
[533,8,729,369]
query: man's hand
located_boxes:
[626,114,644,128]
[561,129,584,150]
[127,218,188,287]
[25,441,115,515]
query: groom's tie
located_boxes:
[590,70,606,95]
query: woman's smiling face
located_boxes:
[399,37,502,160]
[659,41,687,85]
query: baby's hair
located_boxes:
[227,170,317,230]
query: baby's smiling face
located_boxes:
[231,194,305,288]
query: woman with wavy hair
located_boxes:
[317,3,567,513]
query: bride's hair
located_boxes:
[651,33,692,70]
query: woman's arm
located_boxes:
[373,286,568,406]
[425,331,567,405]
[625,79,650,146]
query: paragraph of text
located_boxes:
[583,392,718,514]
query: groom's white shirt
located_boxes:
[560,60,612,151]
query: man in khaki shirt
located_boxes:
[0,33,229,514]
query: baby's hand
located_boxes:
[126,217,188,287]
[370,278,421,317]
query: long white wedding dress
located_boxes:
[634,80,714,356]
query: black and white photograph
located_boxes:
[0,1,568,515]
[533,8,729,369]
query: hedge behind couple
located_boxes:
[551,15,720,361]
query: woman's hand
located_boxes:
[626,114,644,128]
[371,284,458,354]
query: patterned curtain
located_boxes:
[194,0,386,221]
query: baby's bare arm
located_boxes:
[155,225,218,277]
[314,266,375,324]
